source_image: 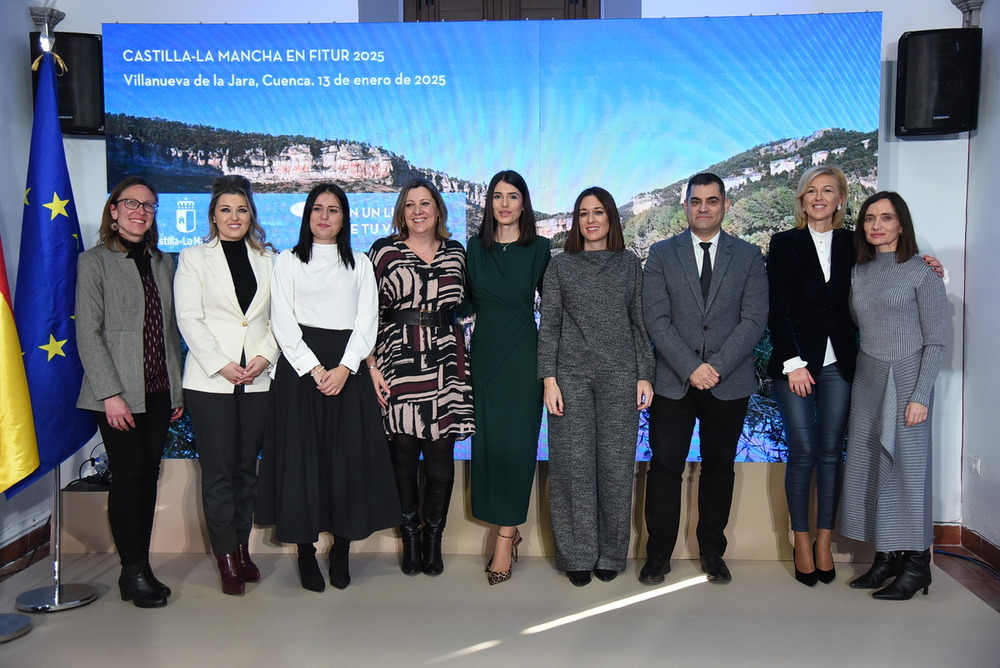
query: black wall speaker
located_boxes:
[29,32,104,135]
[895,28,982,137]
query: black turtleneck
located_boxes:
[221,239,256,314]
[123,239,152,275]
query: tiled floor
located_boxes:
[933,545,1000,613]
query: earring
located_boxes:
[836,205,842,211]
[110,222,119,231]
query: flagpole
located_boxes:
[13,6,98,615]
[16,468,98,613]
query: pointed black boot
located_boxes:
[849,551,901,589]
[872,549,932,600]
[395,476,423,575]
[297,542,325,592]
[329,535,352,590]
[119,564,168,608]
[421,477,453,576]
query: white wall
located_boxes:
[964,1,1000,547]
[644,0,970,525]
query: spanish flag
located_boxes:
[0,234,38,493]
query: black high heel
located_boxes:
[872,550,931,600]
[793,547,817,587]
[486,529,522,586]
[814,541,836,584]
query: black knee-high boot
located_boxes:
[872,549,932,600]
[421,477,453,576]
[396,476,423,575]
[297,543,325,592]
[329,535,351,589]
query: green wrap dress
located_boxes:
[466,235,551,525]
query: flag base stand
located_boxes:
[16,467,99,614]
[15,583,98,613]
[0,613,32,642]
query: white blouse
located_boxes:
[270,244,378,376]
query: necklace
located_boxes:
[499,240,515,252]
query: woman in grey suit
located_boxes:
[538,186,655,587]
[76,177,184,608]
[175,175,277,595]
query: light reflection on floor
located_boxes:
[425,575,708,664]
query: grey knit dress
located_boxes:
[840,252,946,552]
[537,249,656,572]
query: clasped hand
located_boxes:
[219,356,269,385]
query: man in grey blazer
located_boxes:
[639,172,767,583]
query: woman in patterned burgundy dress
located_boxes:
[367,178,475,576]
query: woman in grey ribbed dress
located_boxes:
[840,192,946,601]
[538,187,655,587]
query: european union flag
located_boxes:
[7,51,96,497]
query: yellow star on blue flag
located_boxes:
[38,334,68,361]
[42,192,71,220]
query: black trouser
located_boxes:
[186,389,267,555]
[644,389,749,558]
[93,391,172,567]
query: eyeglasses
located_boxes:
[116,198,159,214]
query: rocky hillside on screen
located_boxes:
[612,128,879,259]
[105,113,487,204]
[107,115,876,254]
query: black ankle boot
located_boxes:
[329,536,351,590]
[421,477,453,576]
[872,549,931,600]
[144,562,171,597]
[396,476,423,575]
[849,551,901,589]
[297,543,325,592]
[119,564,168,608]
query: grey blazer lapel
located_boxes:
[705,231,734,310]
[675,231,705,312]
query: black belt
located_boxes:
[384,308,457,327]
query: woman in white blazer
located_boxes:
[174,175,278,596]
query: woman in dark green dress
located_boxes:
[466,170,550,585]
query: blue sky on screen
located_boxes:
[104,13,879,213]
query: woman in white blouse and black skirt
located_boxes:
[255,183,399,591]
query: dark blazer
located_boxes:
[643,229,768,401]
[765,227,857,381]
[76,245,183,412]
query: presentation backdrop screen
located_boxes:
[103,14,881,462]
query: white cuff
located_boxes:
[782,357,808,375]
